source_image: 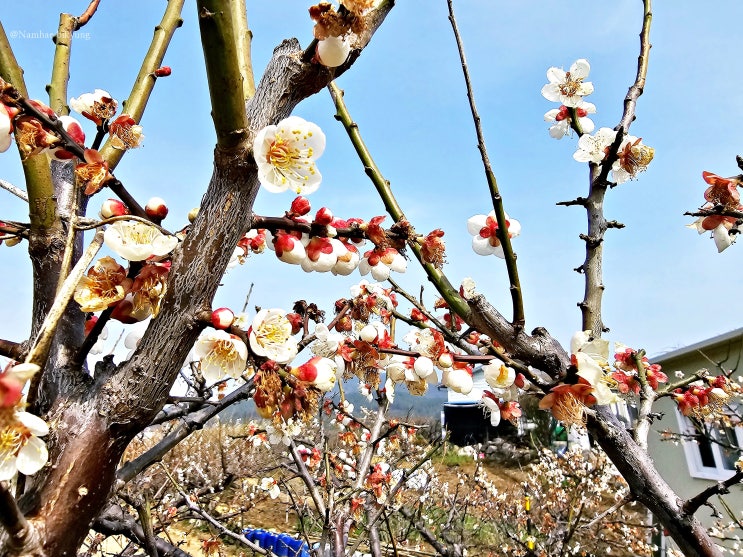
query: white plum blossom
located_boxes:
[483,358,516,390]
[573,127,617,164]
[358,248,407,281]
[104,221,178,262]
[466,211,521,258]
[0,411,49,481]
[259,477,281,499]
[331,242,360,276]
[311,323,346,372]
[544,103,596,139]
[194,328,248,382]
[713,223,736,253]
[611,134,655,184]
[69,89,118,124]
[248,308,299,364]
[253,116,326,195]
[541,59,594,107]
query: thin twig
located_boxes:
[0,179,28,202]
[447,0,524,327]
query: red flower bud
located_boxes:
[154,66,172,77]
[286,312,303,335]
[211,307,235,330]
[290,196,311,216]
[145,197,169,220]
[314,207,333,225]
[100,198,130,218]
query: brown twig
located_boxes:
[74,0,101,30]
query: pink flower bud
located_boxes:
[211,307,235,330]
[145,197,169,220]
[154,66,172,77]
[314,207,333,225]
[100,198,129,218]
[290,196,311,216]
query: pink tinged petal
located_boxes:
[16,436,48,476]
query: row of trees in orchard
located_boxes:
[0,1,741,556]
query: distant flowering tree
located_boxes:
[0,1,740,556]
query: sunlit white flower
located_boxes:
[104,221,178,262]
[466,211,521,258]
[713,222,736,252]
[460,277,477,300]
[269,231,307,265]
[248,309,298,364]
[69,89,118,125]
[301,236,344,273]
[194,328,248,382]
[544,103,596,139]
[253,116,326,195]
[109,114,144,150]
[0,410,49,481]
[611,134,654,184]
[331,241,360,276]
[573,127,617,164]
[259,477,281,499]
[483,358,516,390]
[541,59,594,107]
[74,256,131,312]
[358,248,407,281]
[570,331,609,366]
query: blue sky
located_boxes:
[1,1,742,365]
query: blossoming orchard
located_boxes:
[0,1,741,556]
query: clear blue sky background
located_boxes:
[0,1,741,365]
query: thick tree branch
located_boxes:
[0,482,42,554]
[684,468,743,516]
[94,504,192,557]
[116,379,253,485]
[579,0,652,337]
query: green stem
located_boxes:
[328,82,469,318]
[47,13,75,115]
[196,0,250,148]
[98,0,185,170]
[229,0,255,101]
